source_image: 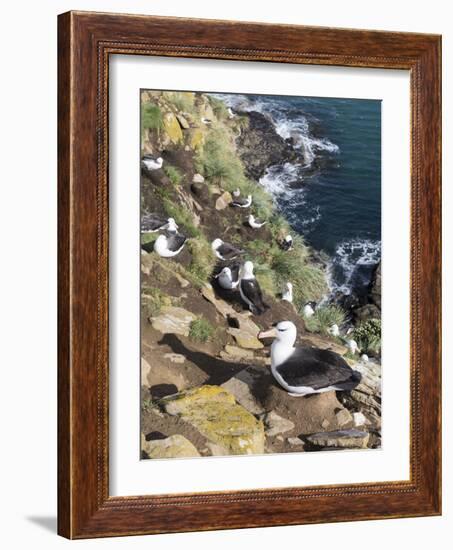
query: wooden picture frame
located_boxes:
[58,10,442,539]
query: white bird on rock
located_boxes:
[303,302,316,318]
[258,321,362,396]
[329,324,340,337]
[248,214,267,229]
[141,155,163,171]
[282,282,293,303]
[346,339,360,355]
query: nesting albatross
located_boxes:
[231,194,252,208]
[239,261,269,315]
[211,238,244,261]
[215,265,240,290]
[141,213,178,233]
[154,231,187,258]
[258,321,362,396]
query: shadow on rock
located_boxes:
[158,333,245,385]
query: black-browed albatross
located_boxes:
[211,238,244,261]
[258,321,362,396]
[239,261,269,315]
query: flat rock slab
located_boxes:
[161,385,264,455]
[142,434,200,459]
[306,429,370,449]
[150,306,197,336]
[227,327,264,349]
[221,366,268,415]
[264,411,295,437]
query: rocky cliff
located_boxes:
[140,91,381,458]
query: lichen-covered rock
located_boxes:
[192,173,205,183]
[142,434,200,459]
[150,306,197,336]
[306,429,370,449]
[163,112,183,144]
[161,385,265,455]
[186,128,204,150]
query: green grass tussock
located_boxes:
[189,318,215,343]
[141,103,163,136]
[304,305,346,335]
[141,286,170,317]
[195,128,245,188]
[163,164,183,186]
[186,237,217,284]
[208,95,229,120]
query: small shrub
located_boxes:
[304,305,346,335]
[141,103,163,136]
[189,318,215,343]
[163,164,183,186]
[353,318,381,354]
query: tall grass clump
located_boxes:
[208,96,229,120]
[161,199,201,238]
[196,128,244,187]
[353,318,381,354]
[270,245,327,309]
[141,103,163,137]
[189,318,215,343]
[163,164,183,186]
[186,237,217,284]
[304,305,346,335]
[164,91,195,113]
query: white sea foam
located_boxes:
[327,238,381,295]
[212,93,339,168]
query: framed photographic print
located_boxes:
[58,11,441,538]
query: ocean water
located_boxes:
[216,93,382,297]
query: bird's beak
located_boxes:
[258,327,278,340]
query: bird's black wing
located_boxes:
[218,243,243,259]
[166,233,187,252]
[230,263,241,282]
[276,347,359,390]
[141,213,167,232]
[241,278,267,314]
